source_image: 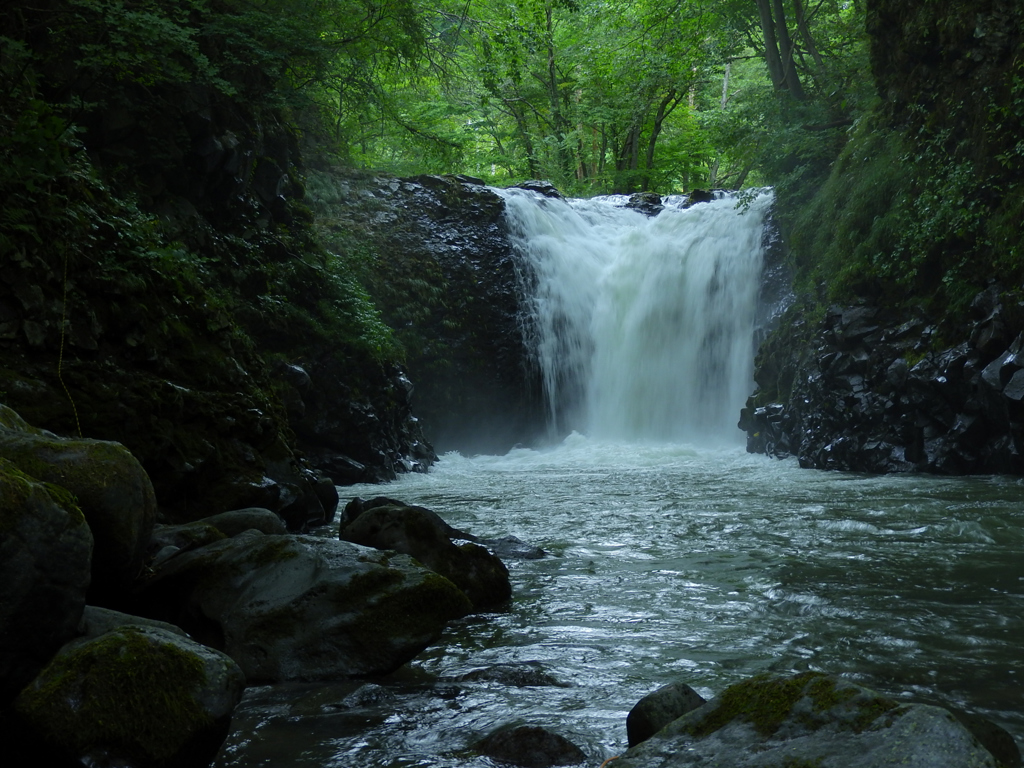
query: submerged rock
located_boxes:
[512,180,564,199]
[477,725,588,767]
[13,625,244,768]
[614,672,999,768]
[137,531,472,681]
[625,192,664,217]
[452,661,569,688]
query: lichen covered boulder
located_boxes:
[13,625,244,768]
[137,532,472,681]
[0,403,155,600]
[0,457,93,704]
[340,500,512,610]
[614,672,999,768]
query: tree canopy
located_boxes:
[297,0,872,195]
[2,0,871,196]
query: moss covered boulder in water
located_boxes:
[614,672,1000,768]
[0,457,93,704]
[13,625,244,768]
[340,499,512,610]
[0,404,154,601]
[137,531,472,681]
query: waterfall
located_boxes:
[499,189,773,445]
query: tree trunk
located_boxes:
[543,3,571,178]
[708,62,731,188]
[643,90,682,191]
[754,0,785,88]
[792,0,825,72]
[754,0,806,99]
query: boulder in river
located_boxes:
[477,724,588,767]
[147,506,289,567]
[626,681,707,747]
[340,498,512,610]
[136,531,472,681]
[12,625,244,768]
[0,457,93,704]
[613,672,1000,768]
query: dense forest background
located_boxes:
[2,0,1024,508]
[5,0,1021,320]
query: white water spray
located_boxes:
[500,189,773,445]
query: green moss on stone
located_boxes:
[242,536,300,568]
[345,569,470,656]
[687,673,898,740]
[15,627,211,765]
[0,457,86,534]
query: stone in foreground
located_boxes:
[13,625,244,768]
[0,457,93,704]
[139,532,472,681]
[614,672,998,768]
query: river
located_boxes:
[214,443,1024,766]
[215,189,1023,765]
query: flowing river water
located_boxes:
[214,191,1024,766]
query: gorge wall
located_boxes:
[740,0,1024,474]
[307,172,549,455]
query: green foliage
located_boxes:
[788,113,908,300]
[316,0,873,196]
[785,26,1024,323]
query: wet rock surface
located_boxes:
[615,672,1000,768]
[314,173,546,454]
[627,682,707,747]
[136,531,472,681]
[340,496,513,611]
[741,288,1024,474]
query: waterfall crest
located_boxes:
[500,189,773,445]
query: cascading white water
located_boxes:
[500,189,774,444]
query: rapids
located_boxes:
[215,443,1024,766]
[214,191,1022,766]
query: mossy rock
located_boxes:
[340,503,512,611]
[13,626,244,768]
[615,672,1000,768]
[0,404,155,602]
[0,457,93,704]
[136,532,471,681]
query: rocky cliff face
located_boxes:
[309,172,547,455]
[741,0,1024,474]
[741,288,1024,473]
